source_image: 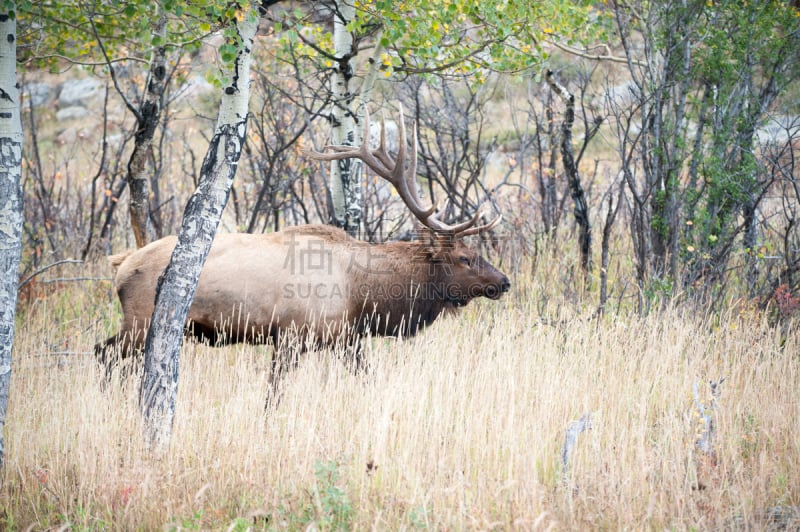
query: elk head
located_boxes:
[310,108,510,308]
[425,235,510,306]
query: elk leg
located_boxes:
[94,333,119,365]
[95,333,121,382]
[265,349,300,410]
[264,330,302,410]
[94,328,143,383]
[342,337,369,375]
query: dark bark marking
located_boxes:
[546,70,592,273]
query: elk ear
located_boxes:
[419,229,445,262]
[422,232,454,262]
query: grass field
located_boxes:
[2,262,799,530]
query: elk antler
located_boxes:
[309,108,501,238]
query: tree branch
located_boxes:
[548,39,642,66]
[88,15,143,121]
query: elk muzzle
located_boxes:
[481,274,511,300]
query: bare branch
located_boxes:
[18,259,84,289]
[88,15,143,121]
[548,40,643,66]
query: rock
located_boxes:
[58,78,103,108]
[56,127,93,145]
[21,82,53,107]
[756,115,798,146]
[603,80,640,106]
[56,106,91,121]
[56,128,77,145]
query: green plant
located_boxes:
[270,461,354,530]
[644,276,674,307]
[169,509,204,531]
[312,460,353,531]
[228,517,252,532]
[408,505,429,529]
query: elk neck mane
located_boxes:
[348,236,455,337]
[279,224,451,336]
[279,223,353,242]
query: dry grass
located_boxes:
[2,264,799,531]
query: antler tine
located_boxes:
[405,117,437,218]
[456,213,502,237]
[386,107,407,187]
[360,108,408,184]
[425,201,502,237]
[356,109,393,176]
[371,112,395,169]
[307,109,391,177]
[390,106,504,235]
[377,105,436,222]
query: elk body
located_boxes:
[96,111,510,398]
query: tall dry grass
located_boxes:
[2,262,799,530]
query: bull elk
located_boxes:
[96,111,511,401]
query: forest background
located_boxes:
[0,0,798,529]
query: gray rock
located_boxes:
[56,128,77,145]
[756,115,799,146]
[21,82,53,107]
[58,78,103,108]
[56,106,91,121]
[56,127,92,145]
[603,80,640,106]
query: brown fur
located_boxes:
[96,224,510,395]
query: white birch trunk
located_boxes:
[139,5,259,451]
[356,33,383,127]
[0,5,22,468]
[328,0,362,235]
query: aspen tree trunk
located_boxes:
[127,9,168,248]
[139,5,259,451]
[328,0,362,235]
[546,71,592,274]
[357,35,382,129]
[0,5,22,468]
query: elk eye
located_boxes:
[459,256,471,266]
